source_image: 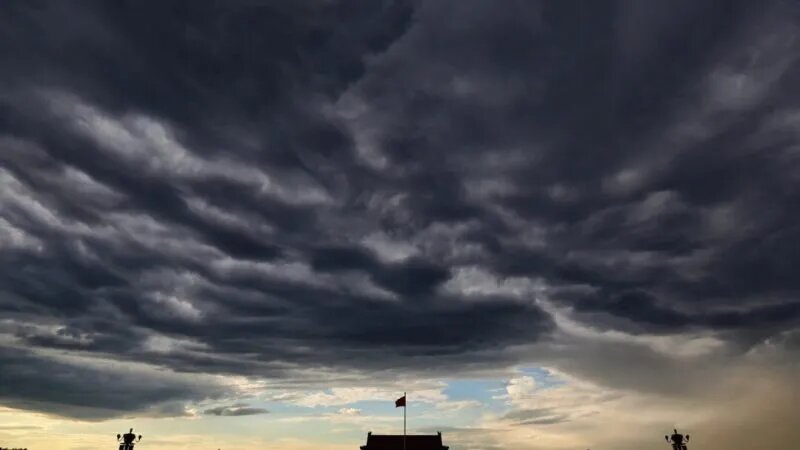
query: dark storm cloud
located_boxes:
[1,0,799,419]
[0,346,227,420]
[310,246,450,295]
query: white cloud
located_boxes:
[502,376,536,403]
[337,407,362,416]
[285,386,446,408]
[435,400,483,411]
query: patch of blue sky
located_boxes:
[444,379,505,403]
[261,377,524,428]
[442,378,508,416]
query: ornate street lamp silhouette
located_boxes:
[665,428,689,450]
[117,428,142,450]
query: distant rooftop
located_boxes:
[360,432,449,450]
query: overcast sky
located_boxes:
[1,1,799,450]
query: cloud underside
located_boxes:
[203,404,269,416]
[0,0,799,423]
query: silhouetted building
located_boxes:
[360,432,449,450]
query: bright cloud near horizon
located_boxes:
[1,1,799,450]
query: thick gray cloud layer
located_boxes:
[0,346,227,420]
[1,0,799,419]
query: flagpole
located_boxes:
[403,392,407,450]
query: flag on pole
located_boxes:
[397,393,407,450]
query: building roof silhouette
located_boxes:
[360,432,449,450]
